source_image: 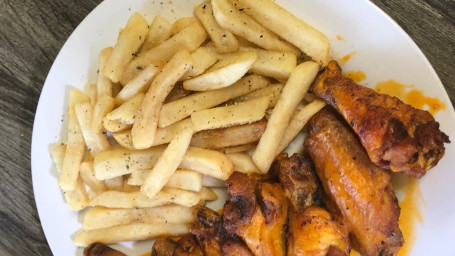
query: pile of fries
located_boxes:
[50,0,329,247]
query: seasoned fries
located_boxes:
[128,169,202,192]
[180,147,234,180]
[96,47,113,98]
[140,16,171,53]
[75,102,110,156]
[115,65,159,105]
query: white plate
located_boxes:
[32,0,455,255]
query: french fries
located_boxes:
[201,175,225,187]
[226,152,260,174]
[141,127,193,199]
[91,95,115,132]
[140,16,172,53]
[112,130,135,150]
[180,47,218,81]
[132,50,192,149]
[102,13,148,83]
[180,147,234,180]
[153,118,193,146]
[227,83,284,109]
[159,74,269,127]
[128,169,202,192]
[115,65,159,105]
[75,102,110,156]
[211,0,299,55]
[96,47,113,98]
[170,17,198,36]
[252,61,320,173]
[183,52,257,91]
[194,2,239,53]
[79,161,106,194]
[232,0,330,65]
[106,93,144,124]
[191,96,269,132]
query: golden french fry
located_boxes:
[180,147,234,180]
[159,74,269,128]
[107,93,144,124]
[112,129,135,150]
[170,17,197,36]
[183,52,257,91]
[75,102,110,156]
[115,65,159,105]
[59,90,90,191]
[97,47,113,98]
[141,127,193,199]
[89,188,200,208]
[239,47,297,80]
[91,95,115,132]
[232,0,330,65]
[227,83,284,109]
[88,83,97,106]
[221,143,256,154]
[102,117,131,132]
[121,22,207,85]
[128,169,202,192]
[82,205,194,230]
[164,83,192,103]
[140,16,172,53]
[190,119,266,149]
[123,179,140,192]
[104,176,124,191]
[201,175,225,187]
[211,0,299,55]
[191,96,269,132]
[153,118,193,146]
[51,144,89,210]
[132,50,193,149]
[253,61,320,173]
[80,161,106,194]
[73,222,190,246]
[226,152,260,174]
[276,99,326,154]
[194,2,239,53]
[94,145,166,180]
[102,13,148,83]
[198,187,218,201]
[180,47,218,81]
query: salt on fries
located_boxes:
[51,0,330,247]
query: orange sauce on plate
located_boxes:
[375,79,445,115]
[139,253,150,256]
[338,51,357,64]
[344,70,367,82]
[336,35,343,40]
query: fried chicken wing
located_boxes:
[173,235,204,256]
[305,109,403,256]
[221,240,253,256]
[223,172,288,256]
[151,238,177,256]
[312,61,449,178]
[83,243,127,256]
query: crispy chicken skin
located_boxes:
[173,235,204,256]
[312,61,449,178]
[305,109,403,256]
[223,172,288,256]
[83,243,127,256]
[151,238,177,256]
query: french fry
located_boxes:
[75,102,110,156]
[252,61,320,173]
[132,50,193,149]
[239,47,297,80]
[97,47,113,98]
[112,129,135,150]
[221,143,256,154]
[227,83,284,109]
[59,90,90,191]
[80,161,106,194]
[170,17,197,36]
[94,145,166,180]
[140,16,172,53]
[82,205,194,230]
[164,83,192,103]
[159,74,269,128]
[183,52,257,91]
[128,169,202,192]
[194,2,239,53]
[201,175,225,187]
[276,99,326,154]
[102,117,131,132]
[102,13,149,83]
[73,222,190,246]
[123,179,140,192]
[226,153,260,174]
[104,176,124,191]
[89,188,200,208]
[88,83,97,106]
[107,93,144,124]
[198,187,218,201]
[115,65,159,105]
[141,127,193,199]
[153,118,193,146]
[180,147,234,180]
[191,96,269,132]
[91,95,115,132]
[190,119,266,149]
[121,22,207,85]
[180,47,217,81]
[51,144,89,210]
[232,0,330,65]
[211,0,299,55]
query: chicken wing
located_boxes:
[305,109,403,256]
[312,61,449,178]
[223,172,288,256]
[173,235,204,256]
[151,238,177,256]
[83,243,126,256]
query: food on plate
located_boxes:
[305,109,404,256]
[151,237,177,256]
[83,243,126,256]
[313,61,450,178]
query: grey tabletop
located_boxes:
[0,0,454,255]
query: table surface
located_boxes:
[0,0,454,255]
